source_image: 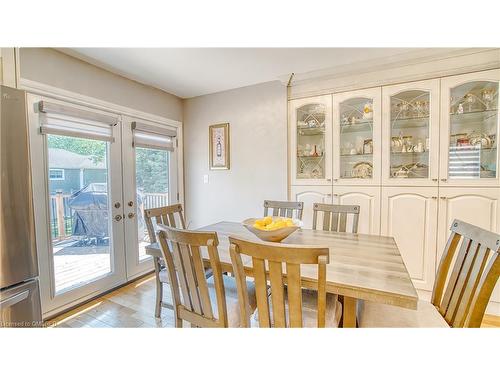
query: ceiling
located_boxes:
[61,48,459,99]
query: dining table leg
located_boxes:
[342,296,357,328]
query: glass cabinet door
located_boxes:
[338,99,374,180]
[448,81,498,181]
[382,79,440,186]
[291,95,332,184]
[389,90,431,179]
[333,88,381,185]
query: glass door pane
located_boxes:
[389,90,430,179]
[448,81,498,180]
[339,98,374,180]
[296,103,326,180]
[135,147,169,261]
[47,134,112,293]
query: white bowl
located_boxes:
[242,217,303,242]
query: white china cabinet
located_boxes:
[380,187,439,291]
[382,79,440,186]
[290,95,332,185]
[333,88,381,185]
[289,69,500,309]
[439,70,500,187]
[290,186,332,229]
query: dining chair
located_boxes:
[312,203,360,233]
[263,200,304,220]
[157,225,257,327]
[229,236,342,328]
[144,203,186,318]
[359,219,500,328]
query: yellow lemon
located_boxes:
[263,216,273,225]
[255,218,266,226]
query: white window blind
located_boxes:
[132,121,176,151]
[38,101,117,142]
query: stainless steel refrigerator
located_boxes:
[0,85,42,327]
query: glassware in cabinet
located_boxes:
[447,81,498,181]
[291,95,332,184]
[333,88,381,185]
[389,90,431,179]
[382,79,440,186]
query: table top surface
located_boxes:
[146,221,418,309]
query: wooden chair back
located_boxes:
[263,200,304,219]
[431,219,500,327]
[229,236,329,328]
[157,225,228,328]
[312,203,360,233]
[144,203,186,243]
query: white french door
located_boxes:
[121,116,179,278]
[28,95,180,317]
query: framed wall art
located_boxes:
[209,123,230,170]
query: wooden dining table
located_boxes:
[146,221,418,327]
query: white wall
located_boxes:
[19,48,183,121]
[183,81,287,228]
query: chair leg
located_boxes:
[154,259,163,318]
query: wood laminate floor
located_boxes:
[47,274,500,328]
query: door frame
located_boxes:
[24,86,183,318]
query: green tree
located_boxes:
[135,148,169,193]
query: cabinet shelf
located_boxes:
[297,126,325,136]
[450,109,498,124]
[340,153,373,158]
[391,116,429,129]
[391,151,429,156]
[340,120,373,134]
[297,155,325,159]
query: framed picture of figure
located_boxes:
[209,123,230,170]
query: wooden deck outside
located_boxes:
[53,242,111,292]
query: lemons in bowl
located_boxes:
[253,216,295,230]
[243,216,302,242]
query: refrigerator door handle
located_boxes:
[0,290,30,309]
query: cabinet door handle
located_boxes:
[431,196,437,199]
[333,194,339,197]
[327,194,332,197]
[441,178,447,182]
[114,214,123,221]
[333,179,338,182]
[128,213,135,219]
[326,178,332,182]
[432,178,438,182]
[440,197,447,200]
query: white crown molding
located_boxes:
[284,48,500,99]
[18,77,182,129]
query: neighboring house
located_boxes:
[48,148,107,195]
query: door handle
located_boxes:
[432,178,438,182]
[114,214,123,222]
[114,202,121,209]
[440,197,447,200]
[441,178,447,182]
[128,213,135,219]
[431,196,437,199]
[0,290,29,309]
[127,201,134,207]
